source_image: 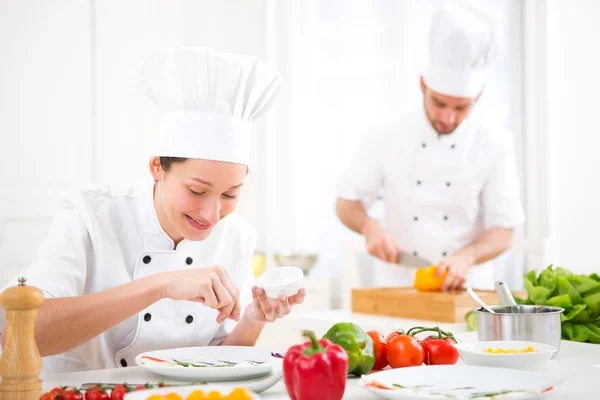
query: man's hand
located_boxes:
[437,253,475,292]
[361,219,402,264]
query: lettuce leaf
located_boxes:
[522,265,600,343]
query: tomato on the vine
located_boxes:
[386,334,424,368]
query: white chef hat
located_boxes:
[140,47,283,166]
[422,0,500,98]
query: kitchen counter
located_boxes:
[42,310,600,399]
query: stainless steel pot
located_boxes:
[475,305,564,359]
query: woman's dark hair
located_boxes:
[159,157,187,172]
[159,156,249,174]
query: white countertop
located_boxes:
[41,310,600,399]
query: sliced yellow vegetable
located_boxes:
[186,390,206,400]
[206,391,224,400]
[414,266,447,292]
[226,387,253,399]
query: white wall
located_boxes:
[0,0,93,286]
[543,0,600,276]
[0,0,268,288]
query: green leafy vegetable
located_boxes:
[515,265,600,343]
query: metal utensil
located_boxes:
[467,287,496,313]
[273,251,318,274]
[397,252,433,268]
[475,305,564,359]
[495,280,517,306]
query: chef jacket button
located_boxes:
[451,144,456,149]
[416,180,422,185]
[422,142,427,148]
[144,313,151,322]
[413,216,419,221]
[442,252,447,257]
[413,251,418,256]
[186,315,194,324]
[186,257,193,265]
[443,215,449,221]
[120,358,127,367]
[143,255,151,264]
[446,182,451,187]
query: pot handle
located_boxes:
[495,281,518,307]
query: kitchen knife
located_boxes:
[397,252,434,268]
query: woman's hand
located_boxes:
[244,286,306,323]
[157,265,240,323]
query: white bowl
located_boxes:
[454,340,557,371]
[259,266,303,298]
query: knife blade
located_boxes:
[397,252,433,268]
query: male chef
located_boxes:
[336,1,525,291]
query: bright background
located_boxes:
[1,0,599,309]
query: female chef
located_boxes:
[0,47,303,373]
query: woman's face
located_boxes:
[150,157,246,244]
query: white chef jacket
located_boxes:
[338,108,525,289]
[2,179,256,373]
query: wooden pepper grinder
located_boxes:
[0,277,44,400]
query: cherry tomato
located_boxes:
[41,392,57,400]
[367,330,388,370]
[386,329,408,343]
[386,334,424,368]
[61,389,84,400]
[51,388,65,395]
[110,386,127,400]
[135,385,147,391]
[85,389,109,400]
[420,336,459,365]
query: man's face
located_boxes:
[421,77,479,135]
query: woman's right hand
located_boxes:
[156,265,241,323]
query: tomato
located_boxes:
[85,389,109,400]
[135,386,146,391]
[367,330,388,370]
[110,386,127,400]
[385,331,402,343]
[51,388,65,395]
[386,334,424,368]
[420,336,459,365]
[61,389,83,400]
[41,392,57,400]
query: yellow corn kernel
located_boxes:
[483,346,540,354]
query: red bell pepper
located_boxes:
[283,330,349,400]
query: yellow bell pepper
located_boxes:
[413,266,447,292]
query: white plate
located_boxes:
[135,346,273,381]
[360,365,562,400]
[454,341,556,371]
[124,384,261,400]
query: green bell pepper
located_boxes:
[322,322,375,376]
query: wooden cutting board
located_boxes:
[351,287,525,323]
